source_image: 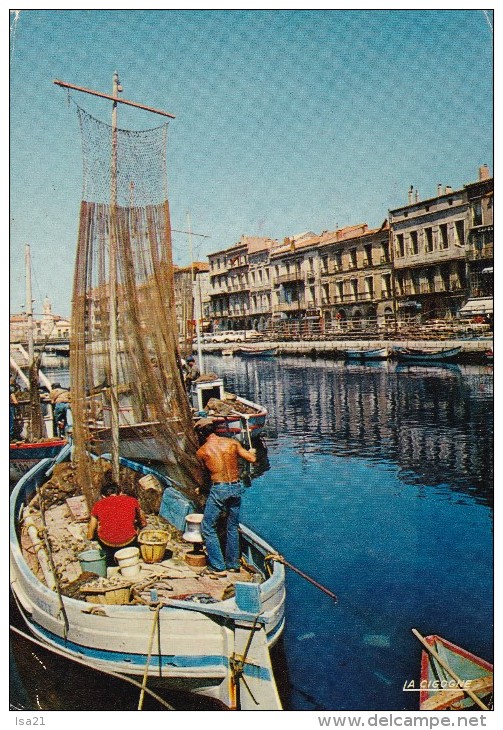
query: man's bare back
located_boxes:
[197,433,256,483]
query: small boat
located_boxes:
[393,346,462,363]
[9,438,68,483]
[222,348,234,357]
[10,451,286,710]
[236,346,278,358]
[413,630,493,711]
[344,346,390,361]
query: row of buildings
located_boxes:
[10,165,493,345]
[203,165,493,335]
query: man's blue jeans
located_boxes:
[201,481,244,572]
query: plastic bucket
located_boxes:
[115,546,140,567]
[78,549,107,577]
[120,563,141,578]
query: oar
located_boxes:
[265,553,338,603]
[411,628,490,711]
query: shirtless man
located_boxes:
[196,419,256,575]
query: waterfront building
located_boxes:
[208,235,277,331]
[203,166,493,336]
[10,296,71,343]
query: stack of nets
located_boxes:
[70,106,202,507]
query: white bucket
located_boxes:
[120,563,141,578]
[115,546,140,571]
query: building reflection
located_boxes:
[212,356,493,508]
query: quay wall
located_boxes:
[199,338,492,361]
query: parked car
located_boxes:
[204,329,262,343]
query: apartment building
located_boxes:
[207,236,276,330]
[204,166,493,334]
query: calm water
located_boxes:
[10,357,493,711]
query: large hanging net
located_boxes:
[70,106,202,507]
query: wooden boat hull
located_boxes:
[419,634,493,711]
[344,347,389,360]
[212,396,267,441]
[394,346,462,363]
[237,347,278,358]
[9,439,68,483]
[10,455,285,710]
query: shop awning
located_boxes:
[458,297,493,317]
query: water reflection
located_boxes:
[205,357,493,508]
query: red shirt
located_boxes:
[91,494,142,547]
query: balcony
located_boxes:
[275,272,303,285]
[466,244,493,261]
[380,255,391,264]
[276,299,306,312]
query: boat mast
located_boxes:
[54,75,176,482]
[187,212,204,372]
[25,244,34,366]
[109,71,120,481]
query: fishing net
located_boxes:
[70,106,202,507]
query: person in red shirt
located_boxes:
[87,479,147,566]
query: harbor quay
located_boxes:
[198,337,492,361]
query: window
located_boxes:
[410,231,419,255]
[382,273,391,298]
[365,276,374,299]
[336,281,343,301]
[321,256,329,273]
[335,252,343,270]
[349,249,357,268]
[473,201,483,226]
[454,220,465,247]
[364,244,372,266]
[424,227,433,252]
[381,241,390,263]
[396,233,405,257]
[440,224,448,249]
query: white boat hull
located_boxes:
[10,458,285,710]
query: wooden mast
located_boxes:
[54,75,176,481]
[109,71,120,481]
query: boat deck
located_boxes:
[20,499,262,606]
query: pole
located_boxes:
[109,71,120,482]
[411,629,490,711]
[53,79,175,119]
[25,244,34,365]
[187,212,204,372]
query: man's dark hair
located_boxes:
[101,480,119,497]
[195,419,217,441]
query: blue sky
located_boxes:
[10,9,493,318]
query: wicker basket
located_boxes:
[82,584,131,605]
[138,529,171,563]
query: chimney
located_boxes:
[437,184,443,196]
[479,164,490,181]
[445,186,453,194]
[415,189,420,203]
[408,185,414,205]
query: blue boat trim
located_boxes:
[25,618,272,680]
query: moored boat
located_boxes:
[344,346,390,361]
[393,346,462,363]
[9,438,68,483]
[10,453,286,710]
[413,629,493,711]
[236,345,278,358]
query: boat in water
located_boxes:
[9,74,285,710]
[344,346,390,361]
[393,346,462,363]
[10,252,68,482]
[10,452,285,710]
[413,629,493,711]
[236,345,278,358]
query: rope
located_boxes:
[10,623,175,711]
[138,603,162,710]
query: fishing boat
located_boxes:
[9,73,285,711]
[9,248,67,481]
[393,346,462,363]
[344,346,390,361]
[413,630,493,711]
[236,345,278,358]
[10,452,286,710]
